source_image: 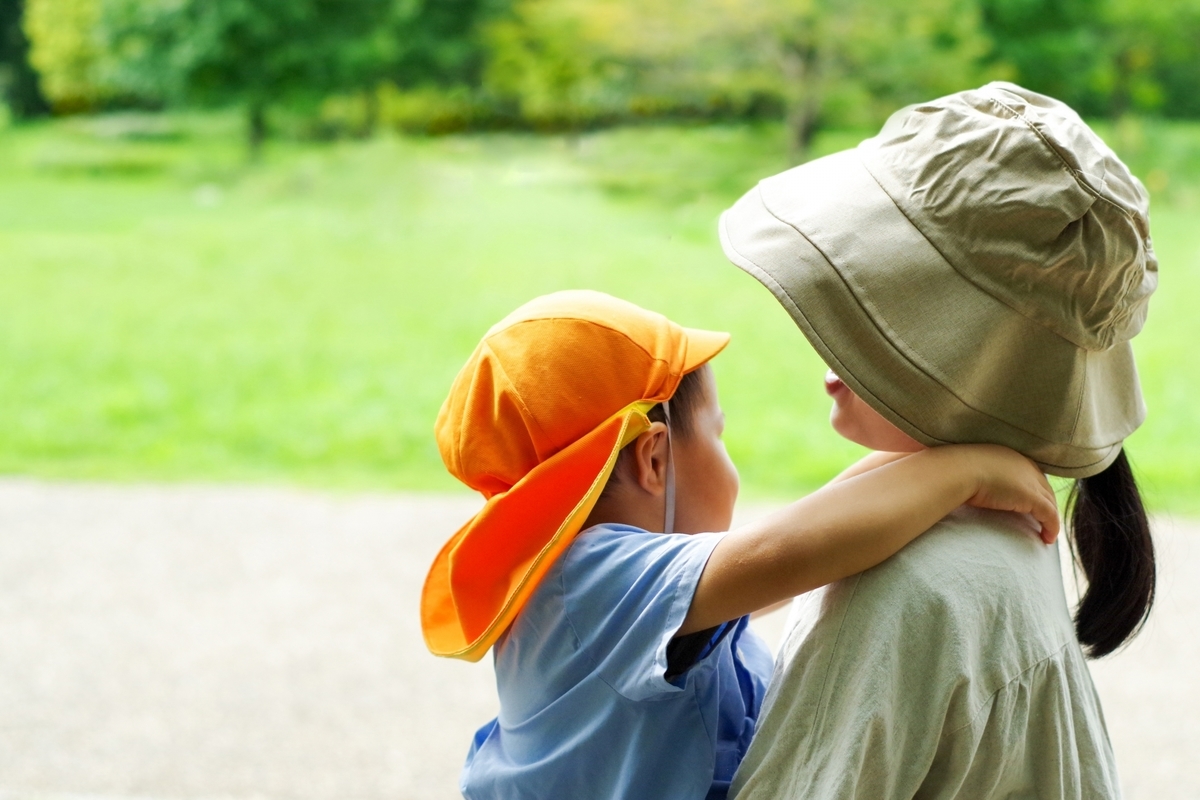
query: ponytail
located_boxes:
[1067,449,1156,659]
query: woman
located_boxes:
[719,82,1156,798]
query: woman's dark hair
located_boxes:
[598,364,709,497]
[1067,448,1156,659]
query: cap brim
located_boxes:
[719,145,1137,478]
[422,402,653,661]
[681,327,731,375]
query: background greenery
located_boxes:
[5,0,1200,153]
[1,113,1197,510]
[0,0,1197,509]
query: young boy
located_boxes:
[422,290,1059,800]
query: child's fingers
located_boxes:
[1026,472,1061,543]
[1032,495,1061,544]
[1036,466,1060,544]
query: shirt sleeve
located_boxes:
[559,526,726,702]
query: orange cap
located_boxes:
[422,290,730,661]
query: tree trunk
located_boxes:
[248,100,267,160]
[362,87,379,138]
[1109,46,1134,121]
[0,0,49,117]
[780,37,823,164]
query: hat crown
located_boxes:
[436,291,691,498]
[863,82,1157,351]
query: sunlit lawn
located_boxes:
[1,113,1197,511]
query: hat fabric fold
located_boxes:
[720,82,1154,478]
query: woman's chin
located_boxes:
[831,407,924,452]
[829,410,873,449]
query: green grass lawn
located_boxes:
[1,113,1198,511]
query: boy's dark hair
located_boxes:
[598,364,709,498]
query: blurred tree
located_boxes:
[483,0,993,156]
[0,0,49,116]
[365,0,506,133]
[24,0,109,111]
[482,0,626,126]
[979,0,1111,115]
[981,0,1200,119]
[1100,0,1200,119]
[101,0,402,154]
[754,0,994,157]
[18,0,1200,140]
[100,0,505,151]
[391,0,502,89]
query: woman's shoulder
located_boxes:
[809,507,1079,680]
[885,507,1060,584]
[888,503,1056,573]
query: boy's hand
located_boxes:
[682,441,1061,635]
[959,444,1060,544]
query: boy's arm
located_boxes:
[677,444,1058,635]
[825,450,912,485]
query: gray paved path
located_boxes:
[0,480,1196,800]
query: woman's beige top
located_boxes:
[731,508,1121,799]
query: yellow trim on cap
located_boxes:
[439,400,655,662]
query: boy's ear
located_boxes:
[630,422,670,496]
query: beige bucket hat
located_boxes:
[720,82,1157,478]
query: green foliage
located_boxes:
[100,0,394,107]
[94,0,505,148]
[374,84,489,134]
[759,0,996,152]
[1,115,1198,509]
[0,0,49,117]
[980,0,1200,118]
[387,0,504,89]
[13,0,1200,138]
[316,83,502,138]
[470,0,1200,139]
[481,2,621,127]
[980,0,1107,114]
[1101,0,1200,118]
[24,0,109,110]
[479,0,995,147]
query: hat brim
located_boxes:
[719,144,1141,478]
[680,326,731,377]
[422,402,653,661]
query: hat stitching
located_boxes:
[987,94,1139,226]
[446,347,477,482]
[488,316,678,385]
[1067,352,1089,442]
[859,145,1096,353]
[852,163,1113,435]
[724,208,1123,471]
[887,90,1151,353]
[1100,225,1150,348]
[477,339,550,484]
[478,317,682,471]
[870,129,1146,355]
[720,219,950,447]
[989,91,1153,353]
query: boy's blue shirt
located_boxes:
[461,523,775,800]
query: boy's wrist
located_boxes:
[917,445,982,506]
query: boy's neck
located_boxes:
[583,492,666,534]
